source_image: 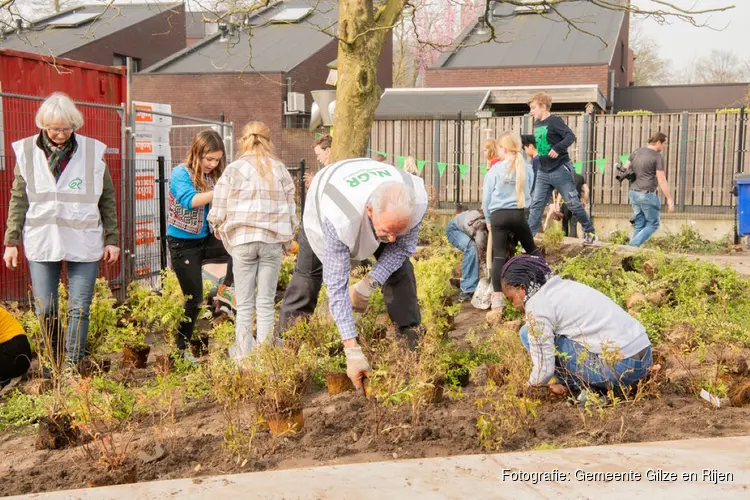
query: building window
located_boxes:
[113,54,142,72]
[284,113,311,129]
[620,41,625,72]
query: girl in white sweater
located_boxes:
[500,255,652,396]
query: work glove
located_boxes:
[344,346,371,391]
[349,277,378,312]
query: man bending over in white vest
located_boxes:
[277,158,428,390]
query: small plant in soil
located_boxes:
[86,278,120,359]
[413,250,461,334]
[111,281,158,367]
[153,269,189,348]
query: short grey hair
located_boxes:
[368,181,415,220]
[35,92,84,130]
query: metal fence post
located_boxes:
[735,106,746,245]
[678,111,689,213]
[433,120,441,207]
[157,155,168,272]
[299,159,306,217]
[455,111,462,211]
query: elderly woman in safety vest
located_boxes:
[3,92,119,373]
[278,158,429,390]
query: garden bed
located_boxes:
[1,242,749,496]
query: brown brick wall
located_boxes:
[425,65,611,100]
[288,40,339,112]
[62,5,186,70]
[610,11,631,90]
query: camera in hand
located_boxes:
[614,163,636,183]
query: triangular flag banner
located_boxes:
[437,162,447,176]
[458,164,469,179]
[377,151,387,159]
[573,161,583,174]
[595,158,606,174]
[619,154,629,165]
[480,165,487,176]
[416,159,426,173]
[396,155,405,169]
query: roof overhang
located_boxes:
[375,85,607,119]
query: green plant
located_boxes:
[417,212,448,246]
[644,225,731,254]
[87,278,119,356]
[110,281,156,350]
[542,223,564,252]
[154,269,189,347]
[475,384,540,450]
[8,304,40,355]
[0,390,46,431]
[606,229,630,246]
[413,249,461,334]
[277,256,296,292]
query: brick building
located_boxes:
[0,3,186,72]
[134,0,393,168]
[403,1,633,116]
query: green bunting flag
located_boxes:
[573,161,583,174]
[595,158,607,174]
[417,159,426,173]
[458,164,469,179]
[377,151,387,159]
[437,162,447,176]
[480,165,487,176]
[619,154,629,165]
[396,155,405,169]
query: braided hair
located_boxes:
[500,255,553,300]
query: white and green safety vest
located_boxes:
[13,135,107,262]
[303,158,428,261]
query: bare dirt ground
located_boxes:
[1,250,749,496]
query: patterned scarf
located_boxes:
[38,131,78,181]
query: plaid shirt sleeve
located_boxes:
[322,218,357,341]
[207,169,231,231]
[282,168,299,231]
[369,221,421,285]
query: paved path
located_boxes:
[14,436,750,499]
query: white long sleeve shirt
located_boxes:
[524,276,651,386]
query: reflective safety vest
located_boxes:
[303,158,428,261]
[13,135,107,262]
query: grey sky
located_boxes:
[635,0,750,69]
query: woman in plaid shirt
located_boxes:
[209,122,298,361]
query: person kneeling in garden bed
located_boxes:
[0,305,32,395]
[500,255,652,397]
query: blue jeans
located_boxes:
[28,260,100,366]
[445,221,479,294]
[528,163,595,235]
[519,325,652,391]
[629,190,661,247]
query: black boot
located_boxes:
[399,325,424,351]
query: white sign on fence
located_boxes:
[133,101,172,279]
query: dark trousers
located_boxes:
[168,234,233,349]
[0,335,32,383]
[490,209,541,292]
[277,223,421,334]
[561,205,578,237]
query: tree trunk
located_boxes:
[331,0,401,162]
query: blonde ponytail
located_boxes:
[239,121,279,187]
[497,131,526,208]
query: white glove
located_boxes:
[344,346,371,391]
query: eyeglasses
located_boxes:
[46,127,74,134]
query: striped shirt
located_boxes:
[208,156,298,251]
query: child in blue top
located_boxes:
[167,130,234,361]
[482,131,542,310]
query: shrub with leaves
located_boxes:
[87,278,120,357]
[153,269,189,348]
[556,248,750,346]
[413,249,461,333]
[0,391,46,431]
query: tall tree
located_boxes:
[694,49,749,84]
[630,19,672,86]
